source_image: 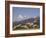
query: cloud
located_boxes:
[17,14,23,19]
[24,16,27,18]
[14,14,30,22]
[16,14,24,21]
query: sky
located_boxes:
[12,7,40,22]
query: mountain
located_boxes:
[13,16,40,30]
[13,16,40,25]
[15,15,30,22]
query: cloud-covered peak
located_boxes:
[17,14,24,19]
[16,14,24,21]
[16,14,30,21]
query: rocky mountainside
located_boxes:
[13,16,40,30]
